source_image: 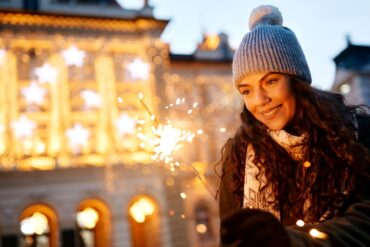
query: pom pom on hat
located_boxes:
[248,5,283,30]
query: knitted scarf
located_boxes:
[243,129,306,220]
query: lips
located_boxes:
[259,105,282,120]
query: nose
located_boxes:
[254,88,271,106]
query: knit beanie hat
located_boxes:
[232,5,312,84]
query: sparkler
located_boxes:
[135,93,216,197]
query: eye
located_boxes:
[266,79,278,86]
[241,89,251,96]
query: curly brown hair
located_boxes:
[216,77,370,223]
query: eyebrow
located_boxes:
[237,72,277,89]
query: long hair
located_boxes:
[216,77,370,222]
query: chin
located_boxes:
[263,121,286,131]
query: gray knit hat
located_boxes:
[233,5,312,84]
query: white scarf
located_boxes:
[243,129,306,220]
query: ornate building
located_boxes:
[0,1,239,247]
[331,39,370,106]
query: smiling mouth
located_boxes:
[261,105,282,117]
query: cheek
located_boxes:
[285,95,297,117]
[243,98,254,113]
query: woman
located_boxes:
[217,5,370,247]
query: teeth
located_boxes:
[263,106,280,116]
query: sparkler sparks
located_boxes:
[134,94,216,197]
[148,123,195,163]
[136,94,197,164]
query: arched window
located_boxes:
[76,199,111,247]
[128,195,160,247]
[19,204,59,247]
[194,203,214,243]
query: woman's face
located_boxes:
[236,72,296,131]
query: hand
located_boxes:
[221,208,291,247]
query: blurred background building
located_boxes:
[0,1,240,247]
[0,1,368,247]
[331,37,370,106]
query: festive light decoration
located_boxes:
[126,58,150,81]
[180,192,187,199]
[129,197,155,223]
[76,207,99,229]
[303,161,311,168]
[296,219,305,227]
[309,228,328,239]
[115,113,136,135]
[0,49,6,64]
[11,116,37,139]
[66,124,90,153]
[196,223,207,234]
[21,82,48,106]
[80,90,102,109]
[61,45,86,67]
[34,63,58,84]
[20,212,49,235]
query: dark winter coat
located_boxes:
[219,114,370,246]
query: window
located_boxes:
[128,195,161,247]
[339,83,351,94]
[76,199,111,247]
[194,204,214,242]
[19,204,58,247]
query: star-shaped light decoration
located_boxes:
[61,45,86,67]
[115,113,136,135]
[34,63,58,84]
[0,49,6,64]
[80,90,102,109]
[21,82,48,105]
[125,58,151,81]
[65,124,90,153]
[11,116,37,139]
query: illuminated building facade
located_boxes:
[0,1,239,247]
